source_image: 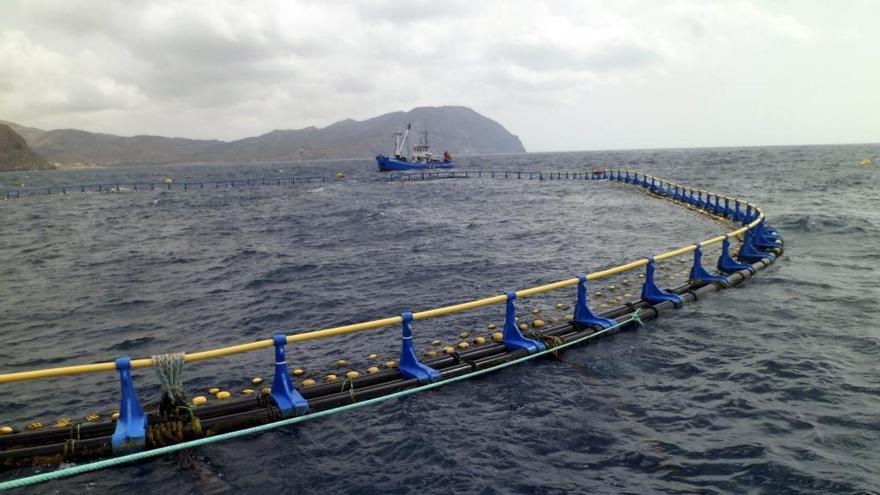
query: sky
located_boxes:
[0,0,877,151]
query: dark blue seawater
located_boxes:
[1,145,878,494]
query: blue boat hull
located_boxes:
[376,155,454,172]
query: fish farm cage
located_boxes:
[0,168,783,490]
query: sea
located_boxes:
[1,144,878,494]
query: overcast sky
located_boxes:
[0,0,877,151]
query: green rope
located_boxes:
[152,353,188,418]
[0,315,639,491]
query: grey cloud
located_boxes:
[496,40,662,73]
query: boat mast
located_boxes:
[394,123,411,158]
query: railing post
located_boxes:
[640,258,683,307]
[737,229,775,264]
[689,245,729,286]
[502,291,545,353]
[111,357,147,454]
[398,312,440,383]
[717,236,756,274]
[270,335,309,417]
[573,275,616,329]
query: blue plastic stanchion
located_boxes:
[270,334,309,417]
[752,220,782,249]
[732,201,743,222]
[640,258,684,307]
[502,291,546,353]
[573,275,616,329]
[111,357,147,454]
[689,245,730,286]
[737,230,775,264]
[398,312,441,383]
[717,236,756,274]
[743,204,753,225]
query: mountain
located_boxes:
[0,124,54,172]
[1,106,525,166]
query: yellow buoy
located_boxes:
[532,319,545,328]
[0,426,13,435]
[594,291,603,298]
[85,414,100,422]
[555,303,564,309]
[216,391,231,400]
[209,387,220,394]
[443,346,456,354]
[261,387,271,395]
[345,371,360,379]
[459,331,470,339]
[55,418,72,428]
[431,339,442,346]
[564,314,574,321]
[335,359,349,367]
[302,378,317,387]
[487,323,497,330]
[492,332,503,342]
[530,308,540,315]
[608,285,617,291]
[474,336,487,345]
[27,422,43,430]
[385,360,399,368]
[368,353,379,360]
[163,177,173,184]
[251,377,263,385]
[425,350,438,358]
[192,396,208,406]
[292,368,305,376]
[518,323,529,331]
[861,159,872,166]
[367,366,381,374]
[242,389,255,395]
[457,341,470,350]
[335,172,346,179]
[324,374,338,383]
[111,411,120,421]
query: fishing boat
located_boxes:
[376,124,454,171]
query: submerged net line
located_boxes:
[0,312,642,491]
[0,168,766,384]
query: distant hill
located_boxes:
[1,106,524,166]
[0,124,54,172]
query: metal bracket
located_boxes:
[111,357,147,454]
[270,335,309,417]
[502,292,546,353]
[640,258,684,307]
[573,275,616,329]
[689,245,730,286]
[398,312,441,383]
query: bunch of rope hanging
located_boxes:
[152,352,202,438]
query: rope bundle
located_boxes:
[152,352,188,418]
